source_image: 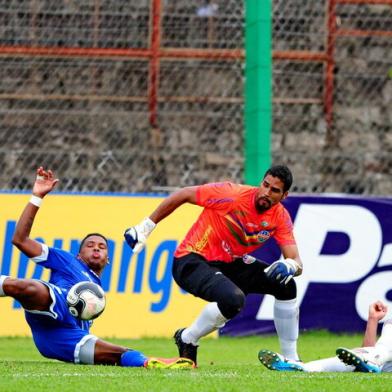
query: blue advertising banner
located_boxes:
[2,193,391,337]
[220,195,392,335]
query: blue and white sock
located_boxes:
[120,350,148,367]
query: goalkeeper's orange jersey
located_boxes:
[174,182,296,262]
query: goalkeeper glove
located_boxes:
[124,217,156,254]
[264,258,299,285]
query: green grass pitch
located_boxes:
[0,331,391,391]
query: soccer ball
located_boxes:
[66,281,106,321]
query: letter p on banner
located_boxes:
[257,203,382,320]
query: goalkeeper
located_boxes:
[125,165,303,365]
[0,167,193,369]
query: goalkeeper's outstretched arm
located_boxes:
[124,186,198,253]
[149,186,198,224]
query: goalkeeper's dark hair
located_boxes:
[79,233,108,252]
[263,165,293,192]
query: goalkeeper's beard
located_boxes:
[255,196,272,213]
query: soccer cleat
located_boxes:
[258,349,304,372]
[336,347,381,373]
[174,328,198,366]
[145,357,195,369]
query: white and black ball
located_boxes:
[66,281,106,321]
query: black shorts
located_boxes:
[172,252,296,302]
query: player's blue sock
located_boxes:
[120,350,148,367]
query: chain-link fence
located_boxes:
[273,0,392,194]
[0,0,244,192]
[0,1,391,194]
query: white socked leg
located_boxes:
[274,298,299,361]
[181,302,228,346]
[303,356,354,372]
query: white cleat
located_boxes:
[336,347,381,373]
[258,349,304,372]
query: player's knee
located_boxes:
[6,279,43,299]
[274,279,297,300]
[218,288,245,319]
[3,278,27,297]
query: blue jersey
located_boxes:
[24,246,102,363]
[40,247,102,290]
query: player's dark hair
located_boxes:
[79,233,108,252]
[263,165,293,192]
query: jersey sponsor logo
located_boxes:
[242,255,256,264]
[257,230,271,243]
[221,240,233,257]
[191,225,213,253]
[205,197,234,205]
[245,222,258,228]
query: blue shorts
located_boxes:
[24,281,97,363]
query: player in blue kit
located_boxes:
[0,166,193,369]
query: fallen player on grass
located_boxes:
[258,300,392,373]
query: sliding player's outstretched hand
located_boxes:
[33,166,59,198]
[368,301,387,321]
[265,258,299,285]
[124,218,156,254]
